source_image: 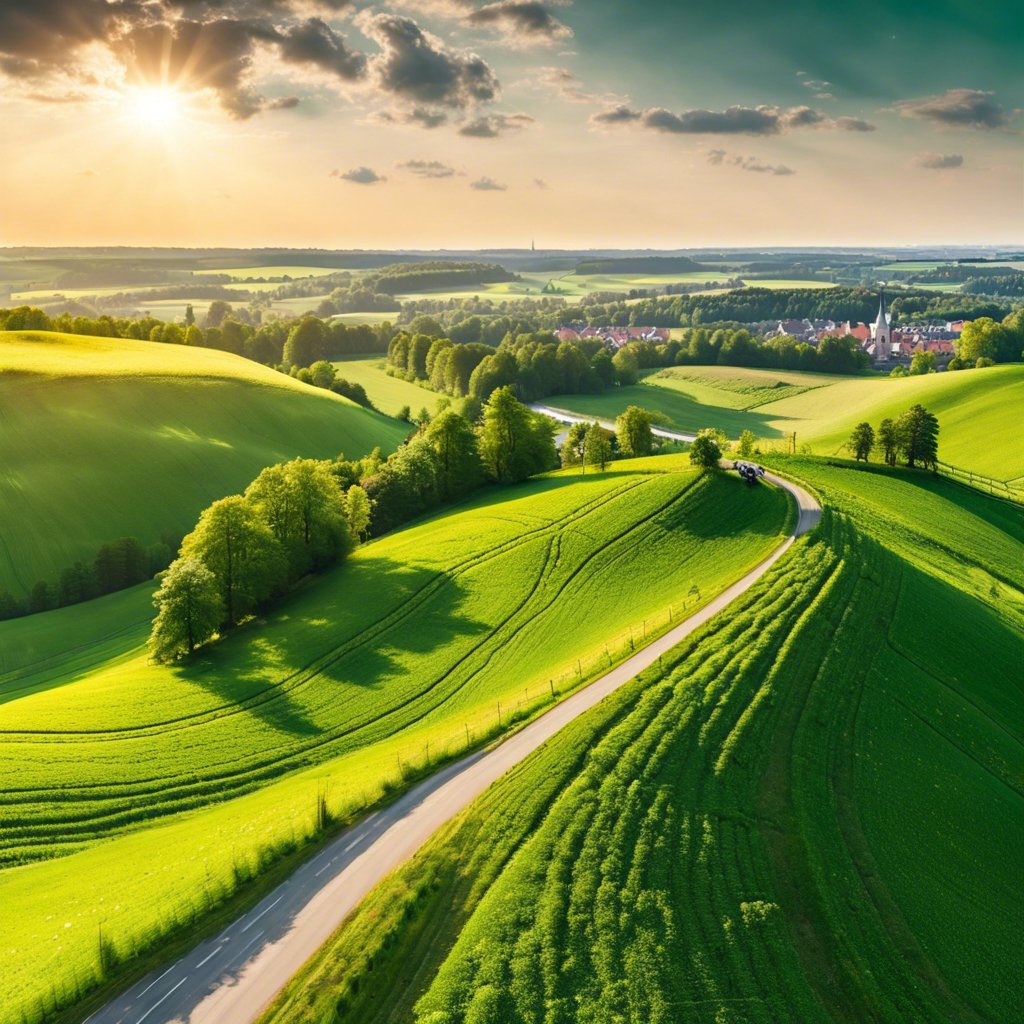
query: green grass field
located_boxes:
[0,332,407,596]
[544,363,1024,480]
[260,458,1024,1024]
[332,355,442,416]
[0,458,790,1024]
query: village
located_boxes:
[556,291,962,369]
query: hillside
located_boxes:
[0,457,791,1023]
[259,459,1024,1024]
[0,332,408,597]
[546,363,1024,480]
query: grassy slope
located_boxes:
[546,363,1024,480]
[0,332,408,595]
[260,460,1023,1024]
[0,458,790,1024]
[332,355,441,418]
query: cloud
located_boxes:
[532,65,592,102]
[912,152,964,170]
[891,89,1013,130]
[356,11,499,110]
[465,1,573,48]
[707,149,795,175]
[268,95,301,109]
[399,159,457,177]
[533,177,548,189]
[275,17,367,82]
[334,166,387,184]
[459,112,534,136]
[592,103,874,135]
[470,176,507,190]
[834,116,875,131]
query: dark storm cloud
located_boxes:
[466,1,573,45]
[592,103,873,135]
[399,159,457,177]
[458,112,533,136]
[892,89,1013,129]
[357,12,499,109]
[911,152,964,170]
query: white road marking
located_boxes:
[134,977,187,1024]
[240,895,282,933]
[314,861,334,877]
[196,945,225,969]
[137,966,175,999]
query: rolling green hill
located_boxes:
[545,363,1024,481]
[259,459,1024,1024]
[0,331,408,597]
[0,457,790,1024]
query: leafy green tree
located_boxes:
[58,561,97,606]
[283,317,327,368]
[184,304,195,327]
[612,346,640,385]
[94,537,148,595]
[896,404,939,469]
[956,317,1013,363]
[310,360,336,389]
[478,386,556,482]
[584,423,613,471]
[344,485,371,542]
[149,557,223,662]
[559,421,589,470]
[204,300,233,328]
[909,351,936,375]
[737,430,756,459]
[397,405,412,423]
[181,496,284,626]
[877,417,899,466]
[28,580,53,615]
[615,405,654,458]
[424,409,484,499]
[849,422,875,461]
[689,429,722,470]
[184,324,203,347]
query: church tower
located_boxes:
[871,289,891,361]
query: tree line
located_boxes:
[150,388,557,660]
[0,535,178,622]
[848,405,940,469]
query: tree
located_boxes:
[310,360,336,389]
[204,300,233,329]
[689,429,722,470]
[424,409,484,499]
[181,496,284,626]
[612,346,640,385]
[615,406,654,458]
[344,485,371,542]
[559,421,589,471]
[849,422,875,461]
[877,417,899,466]
[896,404,939,469]
[584,423,613,472]
[478,386,556,483]
[184,304,195,327]
[184,324,203,347]
[149,557,223,662]
[909,350,936,375]
[28,580,53,614]
[956,317,1013,364]
[397,405,412,423]
[737,430,756,459]
[283,317,326,368]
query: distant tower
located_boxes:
[531,239,536,252]
[871,289,891,361]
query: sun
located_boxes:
[124,86,184,129]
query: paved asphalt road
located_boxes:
[89,471,820,1024]
[530,403,698,443]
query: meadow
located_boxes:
[543,363,1024,481]
[260,458,1023,1024]
[0,459,791,1024]
[0,331,407,596]
[332,355,440,417]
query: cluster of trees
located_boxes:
[950,311,1023,367]
[150,458,362,661]
[848,404,939,469]
[150,389,557,660]
[285,358,374,407]
[0,535,177,622]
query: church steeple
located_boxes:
[875,288,888,328]
[871,287,891,360]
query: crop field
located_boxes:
[261,459,1024,1024]
[332,355,440,416]
[0,459,790,1023]
[546,363,1024,480]
[0,331,406,596]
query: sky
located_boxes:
[0,0,1021,248]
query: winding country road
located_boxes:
[529,402,698,443]
[89,471,820,1024]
